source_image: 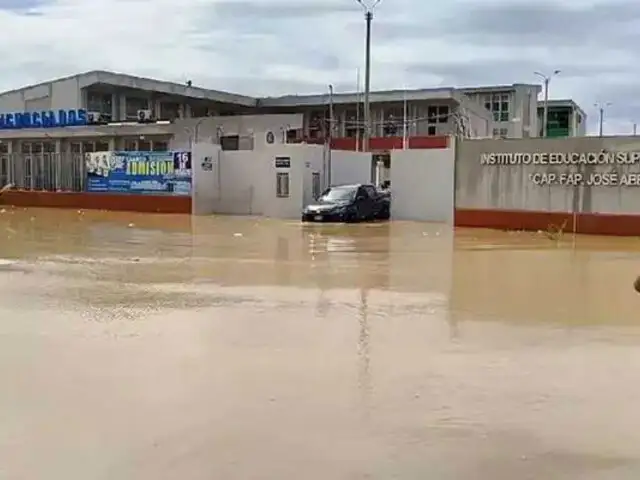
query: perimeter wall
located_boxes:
[454,136,640,236]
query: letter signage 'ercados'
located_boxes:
[0,109,88,129]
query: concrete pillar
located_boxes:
[111,93,118,121]
[119,95,127,121]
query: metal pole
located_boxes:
[363,11,372,152]
[599,108,604,137]
[355,68,360,152]
[327,85,334,187]
[542,77,549,138]
[402,88,408,149]
[633,123,637,136]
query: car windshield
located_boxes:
[318,187,356,202]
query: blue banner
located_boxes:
[85,151,192,195]
[0,109,87,129]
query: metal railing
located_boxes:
[0,153,86,192]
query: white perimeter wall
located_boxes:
[191,143,325,219]
[191,143,222,215]
[390,143,456,222]
[329,150,372,186]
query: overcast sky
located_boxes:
[1,0,638,134]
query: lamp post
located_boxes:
[594,102,611,136]
[534,70,560,137]
[356,0,381,152]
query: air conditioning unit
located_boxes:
[137,109,153,122]
[87,111,103,124]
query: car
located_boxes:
[301,183,390,223]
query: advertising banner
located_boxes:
[85,151,192,195]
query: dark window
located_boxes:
[95,142,110,152]
[220,135,239,151]
[438,106,449,123]
[153,141,168,151]
[427,106,438,123]
[363,185,377,197]
[427,126,436,135]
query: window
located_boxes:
[125,96,149,119]
[86,92,113,116]
[438,106,449,123]
[483,92,510,122]
[427,106,438,123]
[124,139,137,151]
[160,102,181,120]
[427,126,436,136]
[276,172,290,197]
[82,142,95,153]
[138,139,151,151]
[493,128,508,138]
[220,135,239,151]
[152,141,168,151]
[312,172,321,199]
[95,141,110,152]
[363,185,377,197]
[70,142,82,153]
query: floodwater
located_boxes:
[1,207,640,480]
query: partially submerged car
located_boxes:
[301,183,390,222]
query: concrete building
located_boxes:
[0,71,585,162]
[536,99,587,137]
[0,70,493,159]
[459,84,542,139]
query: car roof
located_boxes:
[331,184,371,188]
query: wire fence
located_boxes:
[0,153,85,192]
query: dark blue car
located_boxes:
[301,184,390,223]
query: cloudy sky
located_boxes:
[0,0,638,134]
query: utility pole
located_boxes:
[356,0,381,152]
[633,123,637,136]
[594,102,611,137]
[327,84,334,187]
[534,70,560,137]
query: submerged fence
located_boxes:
[0,153,85,192]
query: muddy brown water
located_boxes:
[1,207,640,479]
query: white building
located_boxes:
[0,70,585,160]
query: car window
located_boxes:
[319,186,357,202]
[364,185,377,197]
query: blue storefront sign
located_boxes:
[85,151,192,195]
[0,108,87,129]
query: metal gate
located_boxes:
[1,153,85,192]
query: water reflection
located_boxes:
[1,210,640,479]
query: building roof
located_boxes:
[0,70,258,107]
[536,99,587,117]
[259,87,462,107]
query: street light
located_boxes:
[356,0,382,152]
[534,70,560,137]
[594,102,612,137]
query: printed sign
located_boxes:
[201,156,213,171]
[0,109,87,129]
[275,156,290,168]
[85,151,192,195]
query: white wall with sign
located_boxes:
[455,136,640,215]
[390,145,456,222]
[191,143,221,215]
[190,143,325,219]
